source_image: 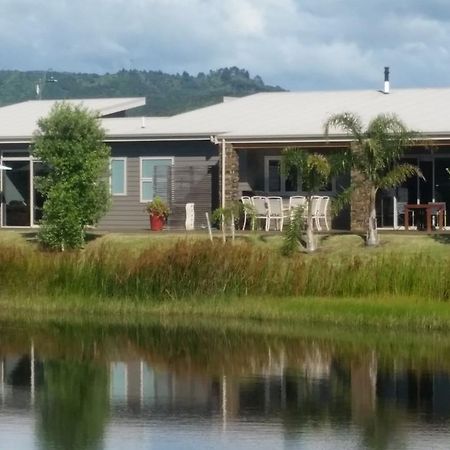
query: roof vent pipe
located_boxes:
[384,66,390,94]
[141,117,146,128]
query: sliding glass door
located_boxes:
[2,160,31,227]
[0,156,48,227]
[376,156,450,229]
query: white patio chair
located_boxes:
[251,196,269,231]
[289,196,307,219]
[310,196,322,231]
[240,196,253,230]
[315,196,330,231]
[267,196,290,231]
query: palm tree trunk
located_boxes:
[305,197,316,252]
[366,188,379,246]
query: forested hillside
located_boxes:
[0,67,284,116]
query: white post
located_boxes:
[231,213,235,242]
[205,212,213,242]
[221,139,226,209]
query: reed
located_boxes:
[0,238,449,301]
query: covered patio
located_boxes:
[220,140,450,233]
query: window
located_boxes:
[264,156,335,194]
[110,158,127,195]
[140,157,173,202]
[264,157,298,194]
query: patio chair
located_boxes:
[396,201,408,228]
[251,196,269,231]
[267,196,290,231]
[289,196,307,219]
[240,196,253,230]
[310,196,323,231]
[430,202,446,229]
[315,196,330,231]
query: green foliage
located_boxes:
[324,112,421,190]
[0,67,284,116]
[281,149,331,192]
[32,103,111,250]
[212,201,242,227]
[145,196,170,218]
[281,148,333,252]
[281,206,305,255]
[2,238,450,303]
[324,112,422,245]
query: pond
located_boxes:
[1,318,450,449]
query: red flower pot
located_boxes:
[150,214,166,231]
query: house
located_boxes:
[0,97,219,230]
[1,83,450,231]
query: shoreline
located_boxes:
[2,294,450,331]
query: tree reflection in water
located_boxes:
[37,359,108,450]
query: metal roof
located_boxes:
[0,98,145,142]
[2,88,450,143]
[154,88,450,141]
[99,88,450,142]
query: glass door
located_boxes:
[2,160,31,227]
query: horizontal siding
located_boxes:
[99,141,219,230]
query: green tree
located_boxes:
[324,113,421,246]
[281,148,332,253]
[32,103,111,250]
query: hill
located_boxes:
[0,67,285,116]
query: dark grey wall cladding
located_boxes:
[99,140,219,231]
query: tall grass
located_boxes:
[1,239,450,301]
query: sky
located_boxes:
[1,0,450,91]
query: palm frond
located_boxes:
[281,205,305,255]
[331,185,355,216]
[378,163,423,190]
[366,114,418,161]
[324,112,364,141]
[280,147,307,177]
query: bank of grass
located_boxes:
[2,230,450,329]
[2,294,450,332]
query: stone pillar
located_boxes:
[219,142,239,207]
[350,170,371,231]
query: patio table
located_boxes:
[404,202,445,232]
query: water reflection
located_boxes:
[0,321,449,449]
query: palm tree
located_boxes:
[324,112,421,246]
[281,148,331,252]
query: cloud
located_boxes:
[0,0,450,90]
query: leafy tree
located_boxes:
[324,112,421,246]
[32,103,111,250]
[281,148,332,253]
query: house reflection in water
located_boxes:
[1,344,450,447]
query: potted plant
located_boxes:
[146,196,170,231]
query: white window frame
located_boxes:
[139,157,174,203]
[264,156,299,195]
[264,156,336,195]
[110,157,127,196]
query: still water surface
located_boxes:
[0,319,450,449]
